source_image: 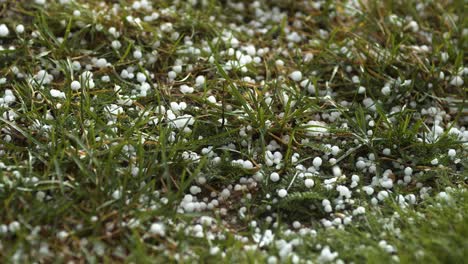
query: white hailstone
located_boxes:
[330,146,340,156]
[0,24,10,37]
[337,185,352,198]
[195,75,206,87]
[332,165,342,177]
[313,157,323,168]
[430,158,438,165]
[168,71,177,79]
[50,89,66,99]
[318,246,338,263]
[149,222,165,236]
[382,148,391,155]
[305,120,329,136]
[0,225,7,234]
[449,76,463,87]
[70,80,81,91]
[267,256,278,264]
[169,114,194,129]
[35,0,46,4]
[243,160,254,169]
[220,188,231,199]
[15,24,25,34]
[324,204,332,213]
[292,221,301,229]
[289,71,302,82]
[352,206,365,215]
[270,172,280,182]
[136,72,147,83]
[95,58,108,68]
[380,178,393,189]
[356,160,366,169]
[381,85,391,96]
[210,247,220,255]
[377,190,389,201]
[404,167,413,176]
[190,185,202,195]
[73,10,81,17]
[111,40,122,49]
[437,192,451,201]
[80,71,95,88]
[173,65,182,73]
[358,86,366,94]
[56,230,69,241]
[180,84,194,94]
[407,21,419,32]
[133,49,143,59]
[112,189,122,199]
[351,175,360,182]
[448,149,456,158]
[363,186,374,195]
[207,95,217,104]
[8,221,20,232]
[278,189,288,198]
[305,178,314,188]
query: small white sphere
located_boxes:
[133,50,143,59]
[289,71,302,82]
[0,24,9,37]
[195,75,206,87]
[404,167,413,176]
[278,189,288,198]
[430,158,438,165]
[305,178,314,188]
[15,24,25,34]
[331,146,340,156]
[449,76,464,87]
[270,172,280,182]
[95,58,108,68]
[448,149,456,158]
[70,80,81,91]
[382,148,391,155]
[313,157,322,168]
[242,160,254,169]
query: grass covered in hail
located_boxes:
[0,0,467,262]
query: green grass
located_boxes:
[0,0,466,263]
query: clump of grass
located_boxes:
[0,0,466,262]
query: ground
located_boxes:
[0,0,467,263]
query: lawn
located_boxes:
[0,0,467,263]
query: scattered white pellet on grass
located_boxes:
[149,222,165,236]
[289,71,302,82]
[305,178,314,188]
[195,75,206,87]
[278,189,288,198]
[318,246,338,263]
[180,84,194,94]
[50,89,66,99]
[133,49,143,59]
[57,230,69,241]
[70,80,81,91]
[15,24,25,34]
[95,58,108,68]
[313,157,323,168]
[242,160,254,169]
[0,24,10,37]
[449,76,463,87]
[448,149,456,158]
[270,172,280,182]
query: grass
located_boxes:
[0,0,467,263]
